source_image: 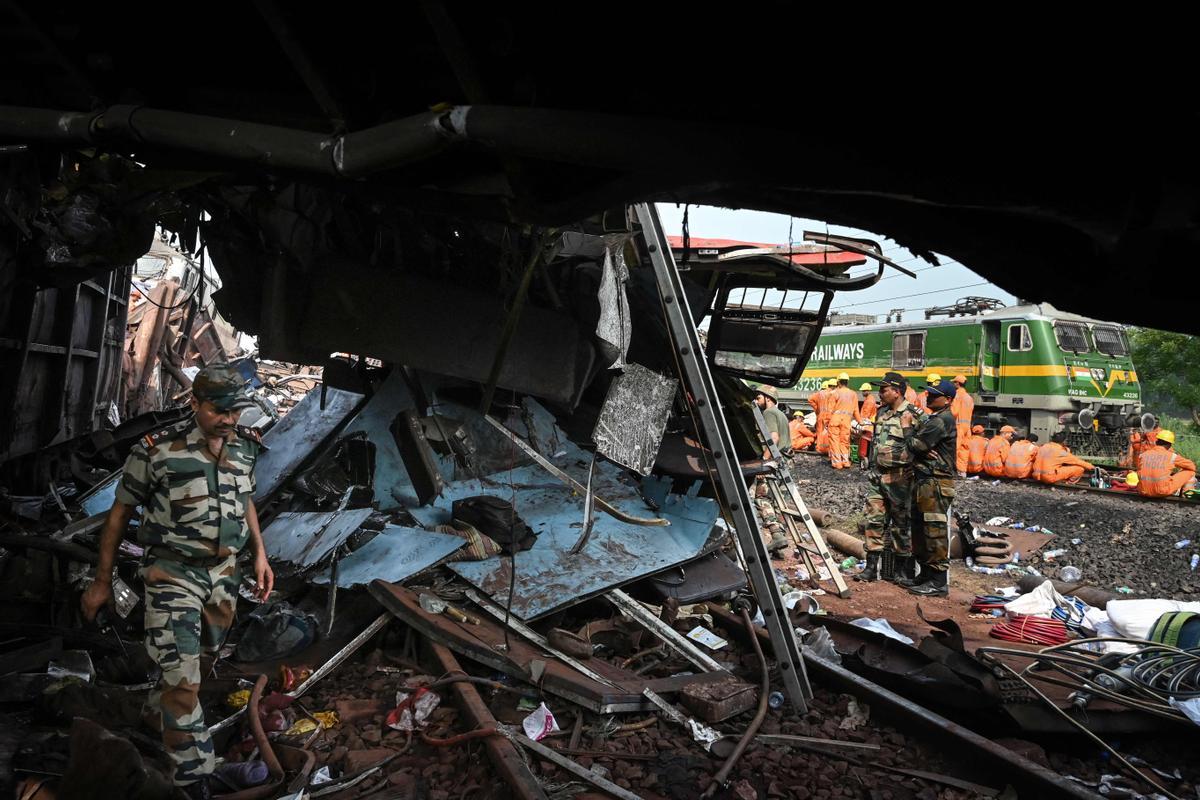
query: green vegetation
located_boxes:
[1156,415,1200,465]
[1128,327,1200,424]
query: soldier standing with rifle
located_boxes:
[856,372,925,582]
[902,378,958,596]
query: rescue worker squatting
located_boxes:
[1136,429,1198,497]
[81,365,275,799]
[856,371,925,583]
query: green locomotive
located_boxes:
[778,299,1145,460]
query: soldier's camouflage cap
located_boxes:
[192,364,254,411]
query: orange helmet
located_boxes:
[971,424,985,434]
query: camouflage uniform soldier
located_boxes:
[82,365,275,800]
[856,372,925,582]
[903,379,958,596]
[753,385,792,556]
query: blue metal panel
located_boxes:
[339,372,424,510]
[255,387,365,502]
[403,399,722,620]
[79,470,121,517]
[311,525,464,588]
[262,508,374,566]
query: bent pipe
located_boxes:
[0,104,832,184]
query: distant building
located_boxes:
[827,312,877,326]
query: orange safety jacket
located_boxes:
[967,435,989,473]
[950,387,975,425]
[983,437,1012,477]
[829,386,859,421]
[1004,441,1040,479]
[904,386,918,406]
[859,395,878,425]
[789,418,815,450]
[1137,445,1198,497]
[914,390,928,412]
[1033,442,1094,482]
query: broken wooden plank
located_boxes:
[427,641,549,800]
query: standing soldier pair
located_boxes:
[857,372,956,596]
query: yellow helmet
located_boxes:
[1158,430,1176,445]
[837,371,850,381]
[823,379,835,388]
[1125,471,1140,487]
[926,373,942,383]
[859,383,872,391]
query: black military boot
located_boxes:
[908,568,948,596]
[855,551,881,582]
[892,555,920,587]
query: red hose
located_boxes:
[989,615,1070,646]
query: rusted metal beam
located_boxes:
[427,641,549,800]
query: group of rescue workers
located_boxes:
[752,369,1199,601]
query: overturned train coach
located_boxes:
[780,301,1146,461]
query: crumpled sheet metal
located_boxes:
[254,387,365,502]
[595,240,632,369]
[312,524,464,588]
[592,363,676,475]
[79,470,122,517]
[262,508,373,567]
[408,402,721,620]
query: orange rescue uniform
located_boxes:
[967,433,989,474]
[1004,441,1040,480]
[904,386,918,406]
[983,437,1012,478]
[857,394,878,460]
[814,389,833,454]
[1124,427,1162,468]
[1137,445,1198,497]
[827,386,860,469]
[1033,442,1094,484]
[914,390,928,412]
[789,418,815,451]
[950,387,975,473]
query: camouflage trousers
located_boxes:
[912,476,955,572]
[862,468,914,555]
[754,477,789,550]
[141,554,240,787]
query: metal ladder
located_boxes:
[634,203,813,710]
[751,405,852,599]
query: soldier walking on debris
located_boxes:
[856,372,925,582]
[81,365,275,800]
[902,379,958,596]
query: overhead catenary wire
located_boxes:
[830,281,993,312]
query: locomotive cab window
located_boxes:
[1007,323,1033,352]
[891,331,926,369]
[1092,325,1128,356]
[1054,321,1090,353]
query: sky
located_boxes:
[655,203,1018,322]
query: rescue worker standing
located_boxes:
[1033,432,1094,484]
[950,375,974,477]
[857,372,925,582]
[1123,420,1161,468]
[815,380,835,455]
[827,372,860,469]
[857,383,878,461]
[903,379,958,596]
[966,424,989,474]
[1004,432,1040,480]
[789,410,816,452]
[1137,430,1198,497]
[81,366,275,800]
[983,425,1016,477]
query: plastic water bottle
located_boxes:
[768,691,786,709]
[1175,539,1192,549]
[1061,566,1082,583]
[1191,554,1199,572]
